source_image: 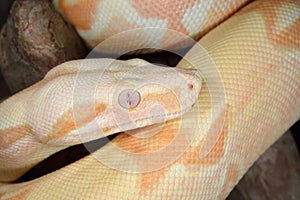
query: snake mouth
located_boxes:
[14,50,190,183]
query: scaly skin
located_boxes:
[0,58,201,182]
[1,0,300,199]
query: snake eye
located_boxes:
[118,89,141,109]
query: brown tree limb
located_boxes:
[0,0,87,94]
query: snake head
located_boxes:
[98,58,201,129]
[26,58,201,145]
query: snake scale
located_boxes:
[0,0,300,199]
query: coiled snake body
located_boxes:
[0,0,300,199]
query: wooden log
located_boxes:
[0,0,87,93]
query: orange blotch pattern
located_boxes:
[104,16,144,38]
[182,104,230,166]
[0,125,32,149]
[58,0,97,30]
[3,189,30,200]
[243,0,300,49]
[102,127,111,134]
[91,15,146,51]
[139,90,181,113]
[113,119,181,195]
[129,0,201,35]
[114,118,179,153]
[45,103,107,142]
[140,167,168,195]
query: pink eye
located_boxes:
[118,89,141,109]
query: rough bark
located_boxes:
[0,0,87,94]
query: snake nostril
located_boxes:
[118,89,141,109]
[188,83,194,90]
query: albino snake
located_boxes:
[0,0,300,199]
